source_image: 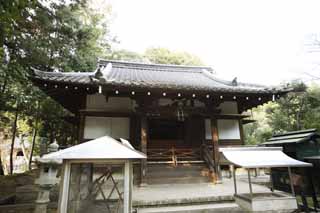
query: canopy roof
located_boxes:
[221,147,312,168]
[262,129,320,146]
[304,155,320,160]
[32,59,287,94]
[42,136,146,160]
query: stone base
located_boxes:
[235,192,297,212]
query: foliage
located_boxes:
[244,82,320,145]
[266,82,308,133]
[109,47,204,66]
[0,0,113,174]
[109,49,145,62]
[144,47,203,65]
[243,103,274,145]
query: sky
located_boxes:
[104,0,320,86]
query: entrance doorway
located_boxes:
[148,119,185,148]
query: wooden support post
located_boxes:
[210,117,221,183]
[232,165,237,195]
[288,167,295,197]
[270,169,274,192]
[248,169,253,199]
[124,161,133,213]
[58,161,71,213]
[140,116,148,186]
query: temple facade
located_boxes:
[31,59,289,184]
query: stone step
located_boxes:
[147,160,205,165]
[147,164,208,171]
[147,168,210,176]
[146,172,210,179]
[136,202,241,213]
[146,164,212,184]
[146,176,211,185]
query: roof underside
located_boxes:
[262,129,319,145]
[221,147,312,168]
[32,59,286,94]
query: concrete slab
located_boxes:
[137,202,241,213]
[133,178,271,207]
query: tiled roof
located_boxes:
[262,129,320,145]
[31,59,285,94]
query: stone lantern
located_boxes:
[35,141,61,213]
[41,136,146,213]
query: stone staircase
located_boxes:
[145,147,214,185]
[146,163,212,185]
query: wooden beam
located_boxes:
[207,114,250,119]
[210,117,222,183]
[140,116,148,186]
[79,109,133,117]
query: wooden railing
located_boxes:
[147,147,201,166]
[201,144,215,172]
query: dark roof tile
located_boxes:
[31,59,287,94]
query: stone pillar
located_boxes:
[34,141,61,213]
[39,137,48,157]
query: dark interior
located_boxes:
[149,119,185,140]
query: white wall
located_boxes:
[205,119,212,140]
[86,94,135,112]
[217,119,240,139]
[205,119,240,140]
[218,101,238,114]
[84,116,130,139]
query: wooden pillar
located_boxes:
[58,161,71,213]
[210,117,222,183]
[140,116,148,186]
[78,113,85,144]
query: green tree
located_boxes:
[243,103,274,145]
[109,49,145,62]
[144,47,203,65]
[266,82,308,133]
[0,0,113,174]
[244,82,320,145]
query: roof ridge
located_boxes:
[272,129,318,137]
[267,135,311,141]
[201,69,271,89]
[201,69,233,86]
[31,67,92,76]
[98,58,213,70]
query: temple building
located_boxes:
[31,59,289,185]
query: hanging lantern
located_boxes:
[177,101,185,122]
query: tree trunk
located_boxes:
[0,154,4,175]
[29,126,38,170]
[20,135,29,164]
[1,73,8,94]
[0,72,8,111]
[10,107,19,175]
[29,102,40,170]
[0,129,4,175]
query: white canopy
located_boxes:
[221,147,312,168]
[42,136,146,160]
